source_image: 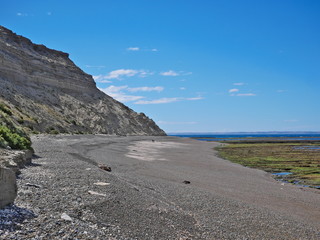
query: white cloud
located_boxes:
[94,69,153,82]
[229,88,256,97]
[157,121,197,125]
[106,69,138,79]
[229,88,239,93]
[128,86,164,92]
[135,96,203,104]
[160,70,179,76]
[235,93,256,97]
[233,83,244,86]
[277,90,287,93]
[160,70,192,76]
[17,13,28,17]
[138,70,154,78]
[93,75,112,83]
[180,87,186,90]
[86,65,106,69]
[102,85,128,92]
[127,47,158,52]
[98,85,164,102]
[135,98,179,104]
[186,96,203,100]
[98,85,144,102]
[127,47,140,51]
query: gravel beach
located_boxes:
[1,135,319,239]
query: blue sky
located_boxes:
[2,0,320,133]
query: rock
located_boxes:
[61,213,72,221]
[88,191,107,197]
[25,183,41,188]
[0,167,17,208]
[0,25,166,136]
[183,180,191,184]
[98,164,111,172]
[0,150,33,174]
[0,149,33,208]
[0,205,35,231]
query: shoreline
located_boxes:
[1,135,319,239]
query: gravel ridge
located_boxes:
[1,135,319,239]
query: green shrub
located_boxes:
[0,103,12,116]
[32,117,39,123]
[49,129,59,135]
[0,135,8,148]
[17,118,24,124]
[0,125,31,150]
[46,126,55,134]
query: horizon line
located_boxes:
[167,131,320,134]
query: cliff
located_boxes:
[0,26,166,136]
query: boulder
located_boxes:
[0,149,33,208]
[0,167,17,208]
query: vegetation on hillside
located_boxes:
[0,101,32,150]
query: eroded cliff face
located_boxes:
[0,26,166,135]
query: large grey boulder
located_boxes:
[0,167,17,208]
[0,150,33,174]
[0,149,33,208]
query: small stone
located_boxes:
[61,213,72,221]
[183,180,191,184]
[98,164,111,172]
[88,191,107,197]
[25,183,41,188]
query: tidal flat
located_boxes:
[216,142,320,188]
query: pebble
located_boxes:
[61,213,72,221]
[88,191,107,197]
[93,182,110,186]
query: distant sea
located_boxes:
[169,132,320,142]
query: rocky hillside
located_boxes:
[0,26,165,136]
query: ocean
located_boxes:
[169,132,320,142]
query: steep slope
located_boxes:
[0,26,165,136]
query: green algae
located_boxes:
[216,142,320,188]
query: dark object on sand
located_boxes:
[152,139,155,142]
[183,180,191,184]
[98,164,111,172]
[25,183,41,188]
